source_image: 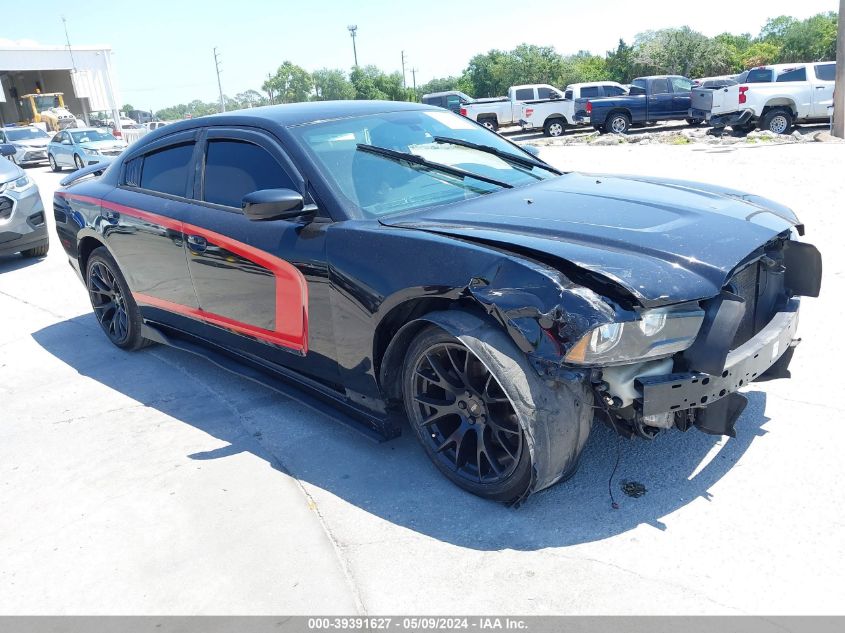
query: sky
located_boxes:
[1,0,838,110]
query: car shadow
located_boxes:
[0,253,46,272]
[33,315,771,551]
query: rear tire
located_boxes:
[606,112,630,134]
[759,108,793,134]
[479,117,498,132]
[543,118,566,137]
[85,247,152,351]
[22,241,49,258]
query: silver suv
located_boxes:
[0,145,49,258]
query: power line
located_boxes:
[213,47,225,113]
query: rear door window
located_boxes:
[744,68,773,83]
[202,139,296,208]
[514,88,534,100]
[670,77,693,92]
[580,87,601,98]
[537,87,561,100]
[650,78,670,94]
[138,142,195,197]
[605,86,626,96]
[776,67,807,82]
[814,63,836,81]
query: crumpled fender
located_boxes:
[407,310,594,504]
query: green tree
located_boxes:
[605,39,636,83]
[263,61,313,104]
[777,12,838,62]
[741,41,781,68]
[312,68,355,100]
[635,27,733,78]
[349,65,412,101]
[121,103,134,113]
[418,76,463,95]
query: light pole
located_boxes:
[213,47,225,113]
[832,0,844,138]
[348,25,358,67]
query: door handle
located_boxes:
[815,86,825,90]
[186,234,207,253]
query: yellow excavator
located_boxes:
[18,92,79,132]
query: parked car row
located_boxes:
[690,61,836,134]
[424,60,836,137]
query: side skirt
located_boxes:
[141,322,402,442]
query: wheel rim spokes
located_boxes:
[412,342,523,484]
[88,262,128,342]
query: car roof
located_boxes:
[149,100,437,134]
[566,81,624,89]
[60,127,109,133]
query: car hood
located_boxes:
[0,157,24,182]
[380,172,799,306]
[80,140,125,151]
[12,138,50,149]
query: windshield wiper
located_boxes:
[433,136,562,175]
[356,143,513,189]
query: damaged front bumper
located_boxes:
[634,298,800,435]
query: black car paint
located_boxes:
[54,101,814,443]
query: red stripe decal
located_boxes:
[59,191,309,354]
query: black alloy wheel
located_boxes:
[407,339,525,488]
[85,247,151,350]
[88,260,130,345]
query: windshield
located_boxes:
[70,130,115,143]
[289,109,557,218]
[32,95,61,110]
[6,127,49,141]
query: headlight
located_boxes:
[0,175,34,194]
[83,147,100,155]
[565,306,704,365]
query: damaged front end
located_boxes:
[466,233,822,440]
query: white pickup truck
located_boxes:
[460,84,565,131]
[518,81,628,136]
[689,62,836,133]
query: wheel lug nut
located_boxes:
[458,401,466,409]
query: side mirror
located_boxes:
[0,144,16,157]
[523,145,540,157]
[62,139,73,145]
[242,188,308,221]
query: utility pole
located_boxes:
[266,73,274,105]
[213,47,225,113]
[411,67,418,98]
[348,25,359,67]
[401,50,407,89]
[832,0,845,138]
[61,16,77,73]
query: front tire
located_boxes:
[22,241,49,258]
[760,108,793,134]
[85,247,151,350]
[403,326,532,502]
[48,154,62,172]
[74,154,84,170]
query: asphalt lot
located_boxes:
[1,143,843,615]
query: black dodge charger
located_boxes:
[54,101,821,503]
